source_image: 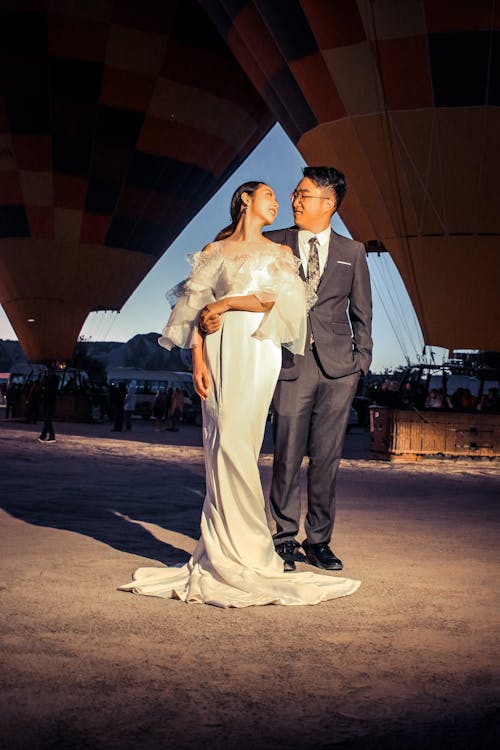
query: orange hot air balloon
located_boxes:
[0,0,274,362]
[201,0,500,353]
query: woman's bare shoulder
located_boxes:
[280,244,294,256]
[201,241,219,254]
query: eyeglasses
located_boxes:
[290,190,331,203]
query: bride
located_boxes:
[119,181,360,608]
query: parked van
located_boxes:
[106,367,199,423]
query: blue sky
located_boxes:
[0,124,448,372]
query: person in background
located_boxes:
[168,388,185,432]
[153,389,166,431]
[37,368,58,444]
[164,387,174,429]
[110,382,126,432]
[425,388,443,409]
[25,376,43,424]
[460,388,476,410]
[5,382,19,419]
[477,387,500,413]
[123,387,137,431]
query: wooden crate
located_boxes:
[369,407,500,460]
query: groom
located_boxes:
[265,166,372,572]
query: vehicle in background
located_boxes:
[0,372,9,407]
[346,406,358,433]
[370,362,500,412]
[106,367,200,424]
[351,395,373,427]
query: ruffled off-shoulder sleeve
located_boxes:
[251,250,307,355]
[158,251,220,350]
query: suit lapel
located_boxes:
[316,229,336,294]
[287,228,300,257]
[287,228,305,281]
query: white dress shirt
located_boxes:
[298,227,331,278]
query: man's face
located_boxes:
[290,176,336,232]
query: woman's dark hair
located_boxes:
[214,181,263,241]
[303,166,346,209]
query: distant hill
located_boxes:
[0,340,26,371]
[0,333,190,377]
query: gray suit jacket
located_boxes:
[265,227,373,380]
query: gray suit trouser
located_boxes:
[270,345,360,546]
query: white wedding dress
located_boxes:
[119,241,360,607]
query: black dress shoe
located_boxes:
[275,541,299,572]
[302,541,343,571]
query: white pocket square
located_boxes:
[337,260,352,266]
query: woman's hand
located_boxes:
[200,300,228,334]
[199,296,274,334]
[193,359,210,400]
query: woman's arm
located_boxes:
[191,329,210,400]
[200,295,274,334]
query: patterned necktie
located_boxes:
[307,236,321,292]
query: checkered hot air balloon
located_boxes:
[0,0,274,362]
[202,0,500,352]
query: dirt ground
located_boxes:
[0,416,499,750]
